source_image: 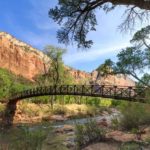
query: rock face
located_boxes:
[68,68,135,86]
[0,32,135,86]
[66,66,91,84]
[0,32,49,80]
[91,71,135,86]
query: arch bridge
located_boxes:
[8,84,147,102]
[1,84,148,126]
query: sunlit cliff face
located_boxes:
[0,32,49,81]
[0,32,135,86]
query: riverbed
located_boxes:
[0,109,120,150]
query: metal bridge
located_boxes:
[8,84,147,102]
[1,84,149,126]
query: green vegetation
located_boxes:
[49,1,149,48]
[97,26,150,88]
[52,105,67,115]
[113,102,150,131]
[0,124,55,150]
[75,119,105,149]
[0,68,32,99]
[36,45,74,86]
[120,142,148,150]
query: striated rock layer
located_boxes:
[0,32,135,86]
[0,32,49,80]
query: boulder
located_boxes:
[51,115,67,121]
[55,125,74,134]
[106,131,135,142]
[97,118,108,127]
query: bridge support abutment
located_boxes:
[2,100,17,127]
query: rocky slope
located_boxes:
[0,32,135,86]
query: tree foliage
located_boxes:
[137,73,150,88]
[36,45,73,86]
[0,68,32,99]
[96,59,114,77]
[98,26,150,87]
[49,0,150,48]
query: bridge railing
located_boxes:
[7,85,148,102]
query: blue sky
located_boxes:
[0,0,147,72]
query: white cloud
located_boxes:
[63,42,130,64]
[3,0,148,72]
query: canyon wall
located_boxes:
[0,32,135,86]
[0,32,48,80]
[91,71,135,86]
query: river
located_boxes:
[0,111,119,150]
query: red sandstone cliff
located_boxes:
[0,32,135,86]
[0,32,49,80]
[90,71,135,86]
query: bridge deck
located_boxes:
[4,85,147,103]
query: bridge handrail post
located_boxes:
[59,85,62,94]
[91,85,94,95]
[101,85,105,96]
[66,85,69,94]
[81,85,84,95]
[114,86,117,97]
[74,85,76,95]
[54,85,57,94]
[128,86,133,99]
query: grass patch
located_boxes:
[120,142,147,150]
[75,119,105,149]
[52,105,67,115]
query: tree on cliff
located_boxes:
[49,0,150,48]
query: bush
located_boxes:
[52,105,67,115]
[119,103,150,130]
[120,142,145,150]
[75,119,105,148]
[30,96,50,104]
[0,68,32,99]
[9,125,48,150]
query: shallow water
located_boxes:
[0,112,119,150]
[53,111,119,128]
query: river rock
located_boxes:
[82,142,120,150]
[51,115,67,121]
[106,131,135,142]
[63,141,75,149]
[141,127,150,141]
[97,118,108,127]
[63,136,75,148]
[102,111,109,116]
[143,127,150,133]
[55,125,74,134]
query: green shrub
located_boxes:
[52,105,67,115]
[0,68,32,99]
[111,100,122,107]
[119,103,150,130]
[30,96,50,104]
[120,142,144,150]
[85,106,97,116]
[8,125,49,150]
[75,119,105,148]
[111,117,120,130]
